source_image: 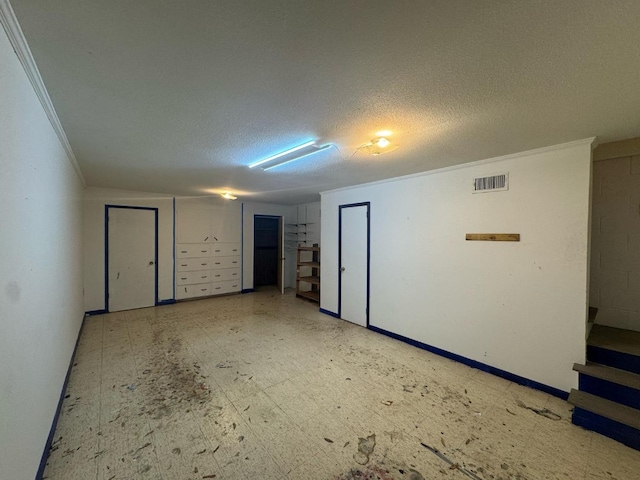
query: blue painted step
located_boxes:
[573,362,640,410]
[587,325,640,375]
[587,346,640,375]
[569,389,640,451]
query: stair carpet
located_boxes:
[568,324,640,451]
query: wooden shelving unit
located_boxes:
[296,245,320,302]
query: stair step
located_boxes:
[588,325,640,357]
[573,363,640,390]
[568,389,640,430]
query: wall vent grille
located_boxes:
[473,173,508,193]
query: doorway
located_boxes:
[253,215,284,292]
[339,202,370,327]
[105,206,158,312]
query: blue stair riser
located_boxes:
[587,345,640,375]
[578,374,640,410]
[572,407,640,451]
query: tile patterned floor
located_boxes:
[43,289,640,480]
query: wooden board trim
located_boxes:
[466,233,520,242]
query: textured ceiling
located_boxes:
[11,0,640,204]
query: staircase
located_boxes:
[568,323,640,451]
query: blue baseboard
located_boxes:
[573,407,640,451]
[578,374,640,410]
[587,345,640,375]
[368,325,568,400]
[84,309,106,316]
[241,288,254,294]
[319,308,340,318]
[36,313,87,480]
[156,299,176,306]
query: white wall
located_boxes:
[0,25,84,480]
[84,187,174,311]
[321,139,594,393]
[242,202,296,290]
[590,141,640,332]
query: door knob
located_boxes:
[340,267,346,272]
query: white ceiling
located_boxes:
[11,0,640,204]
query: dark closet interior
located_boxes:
[253,216,279,287]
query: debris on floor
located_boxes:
[420,442,482,480]
[515,399,561,421]
[354,434,376,465]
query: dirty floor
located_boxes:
[43,289,640,480]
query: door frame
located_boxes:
[105,205,159,312]
[252,214,285,293]
[338,202,371,326]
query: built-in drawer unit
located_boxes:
[211,256,241,269]
[211,242,241,257]
[176,258,211,271]
[176,283,211,300]
[211,280,241,295]
[175,242,242,300]
[177,243,211,258]
[211,268,240,282]
[176,270,211,286]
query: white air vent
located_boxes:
[473,173,508,193]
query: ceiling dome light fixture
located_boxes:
[358,130,397,156]
[220,192,237,200]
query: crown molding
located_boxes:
[321,137,597,196]
[0,0,85,185]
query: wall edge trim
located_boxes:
[241,288,254,294]
[157,299,176,306]
[320,137,596,197]
[319,308,340,318]
[0,0,85,185]
[368,325,569,400]
[85,309,107,316]
[36,313,87,480]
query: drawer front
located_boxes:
[210,256,241,269]
[176,243,211,258]
[176,283,211,300]
[176,270,211,286]
[211,242,241,257]
[210,268,240,282]
[176,258,211,271]
[211,279,241,295]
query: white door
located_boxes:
[340,204,369,327]
[108,207,156,312]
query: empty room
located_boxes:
[3,1,640,479]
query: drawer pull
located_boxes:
[232,261,238,264]
[181,264,188,267]
[214,249,221,252]
[201,250,207,253]
[232,249,238,252]
[215,275,221,278]
[201,263,207,266]
[180,250,187,253]
[180,277,187,280]
[215,262,221,265]
[215,287,221,290]
[232,284,238,288]
[231,273,238,276]
[201,276,207,279]
[200,288,207,292]
[184,287,187,293]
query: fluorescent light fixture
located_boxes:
[220,192,237,200]
[248,141,316,169]
[262,144,332,171]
